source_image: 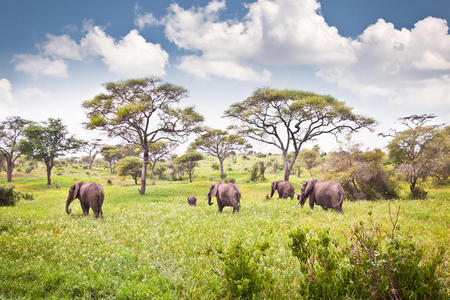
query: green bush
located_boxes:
[226,178,236,184]
[249,163,259,182]
[409,187,428,199]
[106,179,112,185]
[0,185,18,206]
[288,215,447,299]
[216,240,273,299]
[211,163,220,170]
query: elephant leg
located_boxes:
[233,204,239,214]
[81,202,89,215]
[322,206,328,211]
[217,201,224,213]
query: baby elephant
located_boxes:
[187,195,197,206]
[208,182,241,213]
[65,182,105,218]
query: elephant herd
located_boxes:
[65,179,345,218]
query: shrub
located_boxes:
[207,176,216,182]
[409,186,428,199]
[16,192,34,201]
[211,163,220,170]
[256,153,266,158]
[226,178,236,184]
[249,163,259,182]
[154,164,167,180]
[0,185,18,206]
[288,208,447,299]
[216,240,273,299]
[25,166,34,174]
[220,172,227,179]
[106,179,112,185]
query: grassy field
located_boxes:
[0,155,449,299]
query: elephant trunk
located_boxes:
[65,199,72,215]
[208,193,213,206]
[270,185,275,198]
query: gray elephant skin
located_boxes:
[208,182,241,213]
[65,182,105,218]
[296,179,344,213]
[270,180,295,199]
[187,195,197,206]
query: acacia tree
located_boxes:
[84,78,204,195]
[0,116,32,182]
[300,145,321,176]
[20,118,83,185]
[82,138,102,169]
[117,156,142,185]
[176,152,204,183]
[100,145,123,174]
[148,141,177,179]
[386,114,441,197]
[225,88,375,181]
[190,129,251,178]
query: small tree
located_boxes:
[82,138,102,169]
[0,116,32,182]
[176,152,204,183]
[225,88,375,181]
[84,78,204,195]
[386,114,441,198]
[20,118,83,185]
[148,141,177,180]
[117,156,142,185]
[422,126,450,185]
[300,146,321,176]
[100,145,123,174]
[191,129,251,179]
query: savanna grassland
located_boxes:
[0,154,449,299]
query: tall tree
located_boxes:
[20,118,83,185]
[84,78,204,195]
[300,146,321,176]
[176,152,204,183]
[225,88,375,181]
[0,116,32,182]
[82,138,103,169]
[117,156,142,185]
[386,114,441,197]
[148,141,177,180]
[191,129,251,178]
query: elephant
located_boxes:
[187,195,197,206]
[270,180,295,199]
[208,182,241,213]
[296,179,344,213]
[65,182,105,218]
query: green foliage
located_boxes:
[216,240,273,299]
[211,162,220,170]
[0,185,18,206]
[106,179,112,185]
[117,156,141,185]
[154,164,167,180]
[409,186,428,199]
[249,163,259,182]
[289,216,447,299]
[176,152,204,182]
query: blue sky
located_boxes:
[0,0,449,152]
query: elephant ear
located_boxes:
[72,183,80,200]
[211,183,219,197]
[304,180,315,196]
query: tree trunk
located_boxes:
[410,177,417,193]
[189,171,192,183]
[88,158,93,170]
[46,166,52,186]
[150,163,155,180]
[109,161,112,174]
[6,158,13,182]
[139,150,149,195]
[219,158,224,179]
[308,168,313,177]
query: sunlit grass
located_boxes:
[0,157,448,298]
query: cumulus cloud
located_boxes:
[317,17,450,107]
[178,56,271,81]
[0,78,13,103]
[163,0,450,106]
[80,26,168,77]
[42,34,83,60]
[135,12,164,29]
[163,0,355,81]
[13,24,169,78]
[13,54,68,78]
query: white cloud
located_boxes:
[317,17,450,107]
[163,0,355,81]
[42,34,83,60]
[13,54,68,78]
[80,26,168,77]
[0,78,13,103]
[178,56,271,81]
[16,87,49,100]
[135,12,164,29]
